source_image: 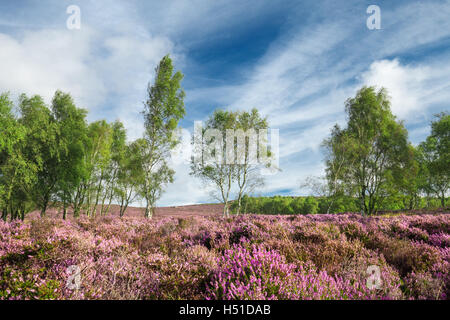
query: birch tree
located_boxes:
[191,109,269,216]
[140,55,185,218]
[323,86,410,215]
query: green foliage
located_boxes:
[140,55,185,218]
[191,108,268,216]
[323,86,412,215]
[51,91,89,219]
[0,93,36,220]
[0,77,447,220]
[0,55,187,220]
[230,194,443,215]
[114,138,143,217]
[231,196,308,215]
[419,112,449,208]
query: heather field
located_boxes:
[0,213,448,300]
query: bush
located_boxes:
[230,196,446,215]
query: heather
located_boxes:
[0,213,448,300]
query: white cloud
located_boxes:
[0,29,105,109]
[361,59,429,119]
[1,0,450,206]
[182,0,450,203]
[155,161,211,206]
[100,35,173,94]
[361,58,450,121]
[98,34,175,141]
[0,27,174,142]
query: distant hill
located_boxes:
[26,203,225,219]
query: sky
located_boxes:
[0,0,449,206]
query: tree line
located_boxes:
[0,55,184,220]
[230,193,446,216]
[190,86,448,216]
[320,87,448,215]
[0,55,448,220]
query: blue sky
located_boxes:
[0,0,449,206]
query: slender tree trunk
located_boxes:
[369,196,375,215]
[236,170,246,216]
[145,204,154,219]
[426,192,431,208]
[360,189,366,216]
[86,186,92,217]
[145,198,154,219]
[223,202,229,217]
[72,185,81,218]
[100,179,114,215]
[224,172,232,217]
[103,169,118,216]
[103,190,114,216]
[92,174,104,217]
[326,196,335,214]
[119,197,125,217]
[236,194,242,215]
[221,187,230,218]
[5,169,17,221]
[40,199,48,218]
[73,206,80,218]
[63,194,67,220]
[120,188,133,217]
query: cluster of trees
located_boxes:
[0,55,185,220]
[210,87,448,216]
[1,56,448,219]
[230,194,445,215]
[228,195,349,215]
[316,87,448,215]
[190,109,273,216]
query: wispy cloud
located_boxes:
[180,0,450,202]
[361,58,450,121]
[0,0,449,206]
